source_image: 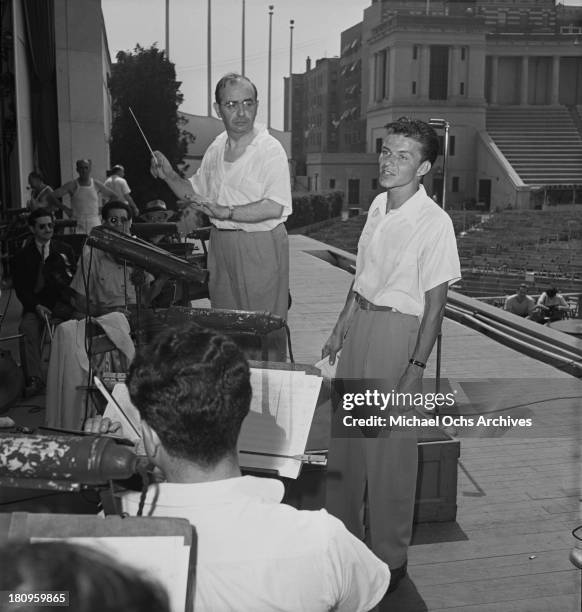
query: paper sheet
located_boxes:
[238,368,322,478]
[104,366,322,479]
[34,536,190,612]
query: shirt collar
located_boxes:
[133,475,285,508]
[387,184,428,224]
[218,123,269,150]
[35,239,50,253]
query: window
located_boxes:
[452,177,459,193]
[329,178,336,189]
[413,45,419,60]
[459,82,465,95]
[372,178,378,190]
[412,81,417,94]
[461,47,466,61]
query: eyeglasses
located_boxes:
[107,216,130,225]
[36,223,54,229]
[220,99,257,112]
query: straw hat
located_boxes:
[142,200,174,221]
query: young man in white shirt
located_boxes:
[322,117,461,593]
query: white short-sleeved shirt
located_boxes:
[188,123,292,232]
[354,185,461,317]
[119,476,389,612]
[104,176,131,203]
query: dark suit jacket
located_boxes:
[13,239,77,314]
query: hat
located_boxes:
[142,199,173,221]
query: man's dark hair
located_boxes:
[0,541,170,612]
[102,200,133,221]
[546,287,558,298]
[28,171,45,183]
[215,72,258,104]
[384,117,439,165]
[127,325,252,466]
[28,207,54,227]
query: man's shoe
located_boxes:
[24,377,45,398]
[388,561,407,593]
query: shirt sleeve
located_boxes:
[322,513,390,612]
[420,215,461,292]
[260,141,292,216]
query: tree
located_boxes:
[108,44,194,210]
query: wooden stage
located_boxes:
[287,235,581,612]
[1,234,580,611]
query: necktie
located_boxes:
[34,244,46,293]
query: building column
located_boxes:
[448,46,458,99]
[520,55,529,105]
[419,45,430,100]
[551,55,560,105]
[490,55,498,104]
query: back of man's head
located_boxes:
[127,325,252,467]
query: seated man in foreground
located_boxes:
[69,201,167,318]
[88,324,389,611]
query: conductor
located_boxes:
[150,73,292,360]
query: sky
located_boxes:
[102,0,370,131]
[102,0,582,131]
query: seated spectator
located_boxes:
[140,199,174,224]
[137,200,175,245]
[69,201,167,318]
[504,284,535,317]
[86,324,390,612]
[12,208,76,397]
[0,541,169,612]
[531,286,570,323]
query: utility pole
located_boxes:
[207,0,212,116]
[268,5,274,129]
[242,0,246,76]
[165,0,170,60]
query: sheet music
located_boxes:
[104,366,322,479]
[239,368,322,478]
[34,536,190,612]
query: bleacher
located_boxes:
[454,208,582,299]
[486,106,582,186]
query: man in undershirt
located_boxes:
[150,73,292,360]
[53,159,117,234]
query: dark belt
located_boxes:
[355,293,399,312]
[213,227,242,232]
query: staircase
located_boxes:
[486,107,582,186]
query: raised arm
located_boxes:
[150,151,196,201]
[94,180,118,202]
